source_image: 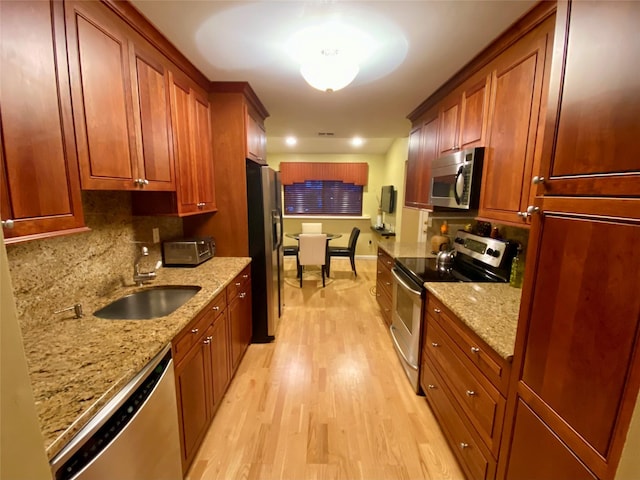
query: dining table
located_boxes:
[284,233,342,277]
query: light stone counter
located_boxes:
[20,256,251,460]
[424,282,522,360]
[377,240,436,259]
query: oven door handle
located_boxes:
[391,268,422,296]
[390,325,419,371]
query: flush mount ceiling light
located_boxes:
[285,136,297,146]
[351,137,364,147]
[288,21,374,92]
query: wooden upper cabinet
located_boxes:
[437,74,491,156]
[246,106,267,164]
[405,109,438,209]
[478,17,554,227]
[193,91,216,210]
[65,0,174,191]
[132,46,175,190]
[1,0,86,243]
[537,1,640,197]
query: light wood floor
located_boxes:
[187,258,464,480]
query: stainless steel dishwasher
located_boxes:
[51,344,183,480]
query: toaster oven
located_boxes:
[162,237,215,266]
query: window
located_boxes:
[284,180,363,215]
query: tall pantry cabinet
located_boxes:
[499,2,640,479]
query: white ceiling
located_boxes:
[131,1,537,154]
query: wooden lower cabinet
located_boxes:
[174,336,211,468]
[375,248,394,326]
[505,399,596,480]
[228,265,252,373]
[421,295,510,479]
[173,267,252,473]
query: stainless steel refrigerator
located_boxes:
[246,160,284,343]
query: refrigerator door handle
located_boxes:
[272,209,282,250]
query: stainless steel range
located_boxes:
[390,230,517,392]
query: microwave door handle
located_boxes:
[453,166,464,205]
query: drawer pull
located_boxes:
[470,346,480,354]
[460,442,469,449]
[235,282,241,286]
[212,306,220,311]
[386,260,392,265]
[431,342,440,348]
[466,390,476,397]
[242,274,249,279]
[377,270,382,274]
[191,328,199,334]
[384,282,391,286]
[203,337,211,345]
[239,292,246,299]
[434,308,441,313]
[427,384,437,390]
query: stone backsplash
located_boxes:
[6,191,182,330]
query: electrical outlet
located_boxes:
[152,228,160,244]
[427,217,433,227]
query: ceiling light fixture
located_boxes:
[351,137,364,147]
[288,21,373,93]
[285,136,297,146]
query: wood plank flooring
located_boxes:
[187,258,464,480]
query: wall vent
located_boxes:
[317,132,335,136]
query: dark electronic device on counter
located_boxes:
[380,185,395,213]
[430,147,484,210]
[162,237,215,266]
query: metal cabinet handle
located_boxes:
[235,282,241,286]
[460,443,469,449]
[191,328,199,334]
[239,292,246,299]
[434,308,441,313]
[212,306,220,311]
[526,205,540,215]
[470,346,480,354]
[143,179,149,185]
[203,338,211,345]
[427,384,437,390]
[384,282,391,286]
[516,211,530,218]
[466,390,476,397]
[431,342,440,348]
[532,176,546,184]
[1,219,15,229]
[242,274,249,279]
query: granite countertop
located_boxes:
[424,282,522,360]
[20,256,251,460]
[377,240,436,259]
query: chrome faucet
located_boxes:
[134,246,161,286]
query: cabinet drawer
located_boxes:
[422,357,496,480]
[427,296,509,394]
[376,259,393,294]
[425,320,505,455]
[376,278,393,325]
[227,265,251,300]
[377,248,394,270]
[173,308,211,367]
[173,291,226,366]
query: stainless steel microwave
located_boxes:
[430,147,484,209]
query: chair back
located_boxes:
[298,234,327,266]
[301,222,322,234]
[348,227,361,252]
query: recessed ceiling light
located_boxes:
[285,136,297,146]
[351,137,364,147]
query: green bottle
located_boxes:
[510,244,524,288]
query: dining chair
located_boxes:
[327,227,360,277]
[301,222,322,233]
[297,233,327,287]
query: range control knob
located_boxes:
[455,237,465,244]
[486,248,494,256]
[491,249,501,258]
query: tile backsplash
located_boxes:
[6,191,182,330]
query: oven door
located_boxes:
[390,266,423,392]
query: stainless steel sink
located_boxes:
[94,286,201,319]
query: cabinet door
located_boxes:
[246,110,267,164]
[193,91,216,211]
[437,92,461,156]
[208,313,230,410]
[65,0,138,189]
[459,75,491,150]
[229,285,252,373]
[174,338,211,468]
[1,0,85,242]
[132,46,175,190]
[404,126,423,208]
[505,399,596,480]
[405,115,438,209]
[538,1,640,197]
[520,212,640,459]
[479,19,552,226]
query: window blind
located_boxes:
[284,181,363,215]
